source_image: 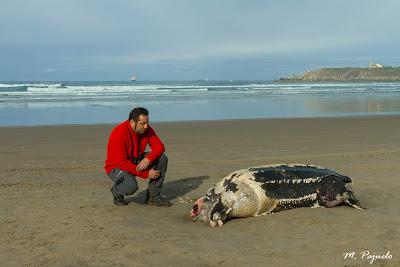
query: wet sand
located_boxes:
[1,116,399,266]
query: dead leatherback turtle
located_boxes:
[191,164,363,227]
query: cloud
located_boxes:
[43,68,57,73]
[84,31,371,66]
[1,0,400,80]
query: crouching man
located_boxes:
[104,107,172,207]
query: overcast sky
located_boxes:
[1,0,400,81]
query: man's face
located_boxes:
[131,115,149,134]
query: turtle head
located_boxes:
[191,188,230,227]
[191,196,213,223]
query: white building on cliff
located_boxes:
[369,62,384,68]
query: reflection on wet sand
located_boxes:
[305,95,400,114]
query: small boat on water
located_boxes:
[130,73,137,81]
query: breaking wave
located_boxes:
[0,81,400,103]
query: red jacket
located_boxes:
[104,120,165,179]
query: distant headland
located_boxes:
[277,62,400,82]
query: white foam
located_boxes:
[1,81,400,105]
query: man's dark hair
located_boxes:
[129,107,149,122]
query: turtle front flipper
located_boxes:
[209,200,232,227]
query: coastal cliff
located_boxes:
[279,67,400,82]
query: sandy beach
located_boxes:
[1,116,399,267]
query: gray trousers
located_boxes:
[107,154,168,200]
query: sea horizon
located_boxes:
[1,80,400,127]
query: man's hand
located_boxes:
[136,157,150,172]
[148,168,161,180]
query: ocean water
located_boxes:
[1,80,400,126]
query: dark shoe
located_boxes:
[145,198,173,207]
[110,187,127,206]
[113,196,128,206]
